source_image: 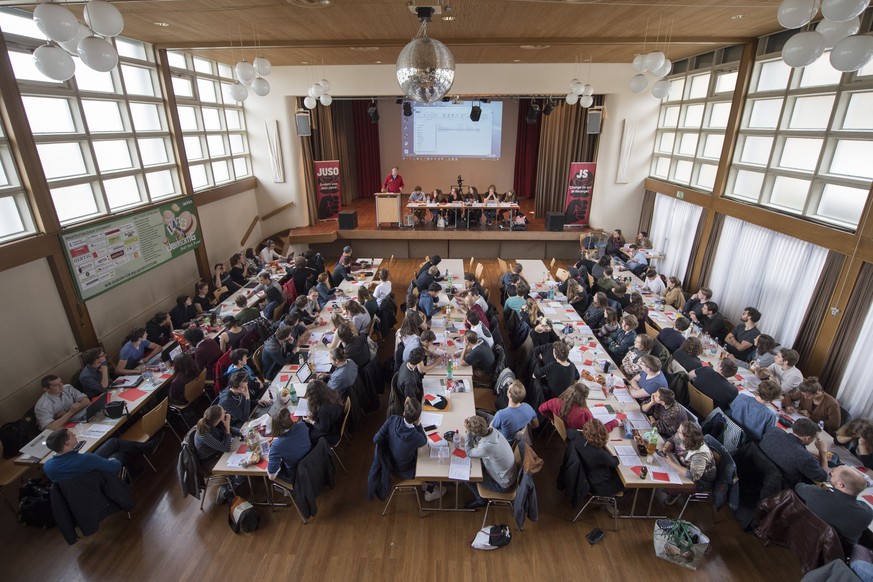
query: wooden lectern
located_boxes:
[374,192,401,227]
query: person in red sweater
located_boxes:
[539,381,622,432]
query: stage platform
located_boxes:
[286,198,596,260]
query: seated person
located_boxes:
[462,415,517,509]
[192,280,214,315]
[302,379,345,445]
[170,295,198,329]
[373,268,392,307]
[782,376,840,434]
[657,317,690,353]
[837,419,873,470]
[417,283,441,322]
[623,292,648,335]
[763,348,803,394]
[253,271,282,297]
[459,330,496,382]
[663,277,686,310]
[606,315,639,360]
[628,355,669,400]
[689,358,739,411]
[499,263,524,292]
[681,287,712,321]
[214,262,240,298]
[465,310,494,348]
[408,186,427,224]
[332,322,370,369]
[290,295,317,326]
[396,347,429,405]
[694,301,728,343]
[259,239,286,264]
[322,346,358,399]
[578,419,624,498]
[233,294,261,325]
[605,229,625,257]
[759,417,828,486]
[332,256,354,286]
[374,396,428,480]
[345,299,371,336]
[641,388,688,439]
[608,283,631,310]
[533,340,580,399]
[44,428,160,482]
[565,278,589,316]
[193,405,233,466]
[672,337,704,372]
[225,348,262,398]
[539,382,596,431]
[596,266,617,294]
[35,375,90,431]
[727,379,781,441]
[503,284,525,315]
[146,311,173,345]
[459,293,490,329]
[636,231,653,249]
[315,272,338,308]
[260,327,299,380]
[117,327,160,375]
[228,253,251,287]
[735,334,779,370]
[583,292,608,331]
[218,371,252,431]
[796,465,873,545]
[620,334,653,377]
[416,265,442,294]
[724,307,762,361]
[491,380,539,445]
[261,286,285,320]
[596,307,619,341]
[78,348,110,399]
[184,327,223,379]
[358,286,379,317]
[660,421,717,502]
[625,244,648,273]
[267,409,312,483]
[218,316,247,353]
[641,268,665,296]
[168,353,202,405]
[463,273,488,305]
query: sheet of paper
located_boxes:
[312,351,331,365]
[614,445,639,457]
[630,418,652,430]
[314,364,332,373]
[225,453,248,468]
[422,377,446,396]
[294,398,310,417]
[619,455,640,467]
[625,411,647,422]
[613,388,635,404]
[569,349,583,363]
[431,317,446,328]
[542,307,557,315]
[592,412,616,425]
[448,455,471,481]
[548,302,564,308]
[419,412,443,428]
[79,424,114,439]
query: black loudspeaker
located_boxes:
[295,112,311,136]
[546,212,564,232]
[338,210,358,230]
[587,110,602,134]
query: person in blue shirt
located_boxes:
[490,380,539,445]
[218,370,251,431]
[606,315,638,359]
[727,379,781,441]
[417,283,441,322]
[43,428,161,482]
[503,284,526,315]
[225,348,263,399]
[318,346,358,399]
[267,409,312,483]
[117,327,161,375]
[628,355,668,400]
[625,244,649,273]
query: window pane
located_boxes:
[0,10,44,39]
[225,109,242,130]
[93,140,134,172]
[52,183,99,223]
[138,138,169,166]
[661,106,680,128]
[708,102,731,128]
[694,164,717,190]
[688,73,711,99]
[229,134,245,154]
[678,133,698,156]
[817,184,867,225]
[674,160,692,183]
[193,57,213,75]
[0,196,25,239]
[756,60,791,92]
[129,103,162,131]
[146,170,177,199]
[778,138,822,172]
[653,157,670,178]
[202,108,222,130]
[730,170,765,200]
[232,157,249,178]
[198,79,218,103]
[23,97,75,133]
[842,92,873,130]
[858,58,873,77]
[740,136,773,165]
[666,78,685,102]
[73,58,114,92]
[177,106,198,131]
[799,54,842,88]
[207,135,226,156]
[221,83,238,103]
[748,98,782,129]
[789,95,835,130]
[82,100,125,133]
[657,132,675,153]
[167,51,187,69]
[0,156,8,186]
[702,134,724,159]
[9,50,54,82]
[103,175,142,209]
[830,140,873,179]
[121,65,155,96]
[115,38,148,60]
[172,76,194,98]
[37,143,87,179]
[715,71,737,93]
[189,164,209,189]
[218,63,233,78]
[681,104,704,128]
[769,176,810,212]
[184,136,204,160]
[212,160,230,183]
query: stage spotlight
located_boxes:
[403,101,412,116]
[470,103,481,122]
[542,98,556,116]
[368,103,379,123]
[525,102,541,125]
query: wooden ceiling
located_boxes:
[2,0,785,65]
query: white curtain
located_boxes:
[837,301,873,418]
[648,194,703,283]
[707,216,827,349]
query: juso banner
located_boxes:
[314,160,342,220]
[563,162,596,226]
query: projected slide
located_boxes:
[401,101,503,160]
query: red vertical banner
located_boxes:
[563,162,596,226]
[314,160,342,220]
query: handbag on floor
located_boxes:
[653,519,710,570]
[471,524,511,550]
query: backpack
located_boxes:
[471,524,512,550]
[0,411,39,458]
[228,496,260,533]
[18,478,55,529]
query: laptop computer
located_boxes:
[70,392,108,423]
[168,345,183,362]
[243,280,258,290]
[160,340,179,363]
[296,365,312,384]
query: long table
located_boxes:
[406,202,520,229]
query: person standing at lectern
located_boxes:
[382,167,404,193]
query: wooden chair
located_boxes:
[0,441,30,516]
[475,262,484,280]
[478,445,523,529]
[368,314,382,343]
[271,476,310,524]
[251,345,265,378]
[168,369,207,428]
[271,302,285,322]
[555,268,570,282]
[549,257,557,274]
[688,381,714,418]
[645,322,660,341]
[545,413,569,446]
[330,398,353,473]
[497,258,508,274]
[572,488,623,531]
[213,287,227,303]
[468,257,475,269]
[381,477,425,518]
[121,397,172,469]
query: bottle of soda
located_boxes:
[446,357,454,380]
[453,429,461,450]
[290,384,298,405]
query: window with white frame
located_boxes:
[650,46,743,192]
[166,51,250,191]
[0,119,36,243]
[726,25,873,231]
[648,193,703,283]
[836,299,873,418]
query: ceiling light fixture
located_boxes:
[542,97,556,116]
[525,102,541,125]
[396,7,455,103]
[153,21,170,27]
[368,101,379,123]
[442,16,455,21]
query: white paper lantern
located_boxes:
[320,78,331,92]
[643,51,666,72]
[782,31,826,67]
[33,43,75,81]
[632,54,646,72]
[235,60,256,85]
[652,58,673,78]
[33,1,79,43]
[579,95,594,108]
[777,0,821,29]
[816,16,861,47]
[253,57,272,76]
[251,77,270,96]
[311,83,325,97]
[83,0,124,37]
[59,24,90,55]
[821,0,870,22]
[570,79,585,94]
[229,82,248,102]
[303,95,317,109]
[830,34,873,71]
[582,84,594,96]
[77,36,118,72]
[629,73,648,93]
[565,92,579,105]
[651,79,671,99]
[568,78,580,91]
[319,93,333,106]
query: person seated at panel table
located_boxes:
[681,287,712,322]
[533,340,580,400]
[723,307,762,362]
[332,256,355,288]
[798,465,873,545]
[620,334,654,377]
[170,295,199,329]
[757,347,804,394]
[760,417,828,486]
[627,355,669,400]
[146,311,173,345]
[606,314,638,360]
[218,370,251,431]
[259,239,286,265]
[596,266,618,294]
[497,189,517,224]
[503,284,526,315]
[657,316,690,353]
[490,380,539,445]
[659,421,717,505]
[416,265,441,294]
[689,358,739,411]
[428,188,445,223]
[461,186,480,225]
[43,427,161,482]
[662,276,686,311]
[183,327,222,380]
[465,310,494,348]
[192,280,214,315]
[641,388,688,439]
[693,301,729,343]
[641,267,666,296]
[267,408,312,483]
[733,333,779,370]
[728,379,781,442]
[78,348,110,399]
[837,419,873,470]
[35,375,90,431]
[605,230,626,257]
[483,184,500,225]
[408,185,427,225]
[582,292,608,332]
[636,231,653,249]
[330,322,370,369]
[442,187,463,226]
[168,353,202,405]
[623,292,648,335]
[214,262,239,299]
[302,379,345,446]
[672,336,704,372]
[462,415,517,509]
[459,330,496,384]
[782,376,840,434]
[320,346,358,400]
[117,327,161,375]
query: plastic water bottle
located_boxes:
[290,385,298,405]
[446,358,454,380]
[623,419,634,439]
[453,429,461,451]
[818,420,825,431]
[608,373,616,395]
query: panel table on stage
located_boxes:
[406,202,519,229]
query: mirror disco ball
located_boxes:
[396,36,455,103]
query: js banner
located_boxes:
[314,160,342,220]
[563,162,596,226]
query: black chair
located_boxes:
[840,406,852,426]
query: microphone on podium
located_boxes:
[457,175,463,189]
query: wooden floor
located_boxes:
[0,259,801,582]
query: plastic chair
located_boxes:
[0,441,30,516]
[381,477,425,517]
[478,445,523,529]
[120,397,172,470]
[475,262,484,280]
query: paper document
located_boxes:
[225,453,249,468]
[79,424,114,439]
[569,350,583,363]
[449,455,471,481]
[423,377,446,396]
[592,412,616,425]
[312,351,331,365]
[542,307,557,315]
[431,317,446,328]
[613,389,635,404]
[619,455,641,467]
[614,445,639,457]
[419,412,443,428]
[294,398,310,417]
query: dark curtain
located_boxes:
[698,213,725,289]
[533,95,603,218]
[794,251,845,369]
[332,101,357,204]
[308,103,356,206]
[820,261,873,395]
[352,100,381,198]
[297,97,319,225]
[638,189,657,235]
[513,99,540,199]
[683,209,709,291]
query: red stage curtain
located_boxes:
[513,99,541,199]
[353,100,381,198]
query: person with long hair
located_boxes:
[267,408,311,482]
[192,280,214,314]
[218,315,246,353]
[534,341,580,400]
[583,291,608,332]
[316,272,338,308]
[539,382,594,430]
[483,184,499,225]
[303,379,345,445]
[735,334,779,370]
[345,299,371,335]
[660,421,717,504]
[193,405,232,465]
[596,307,619,340]
[578,419,624,498]
[170,295,198,329]
[605,229,626,256]
[782,377,841,434]
[168,353,201,405]
[358,285,379,317]
[624,292,648,335]
[672,336,704,372]
[663,276,686,310]
[837,419,873,469]
[620,334,653,377]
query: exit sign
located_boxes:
[676,191,685,199]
